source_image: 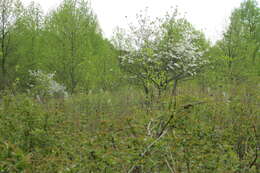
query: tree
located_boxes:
[215,0,260,84]
[10,1,44,89]
[43,0,99,93]
[157,16,209,95]
[114,10,208,98]
[239,0,260,63]
[218,9,243,69]
[0,0,22,89]
[219,0,260,68]
[42,0,121,93]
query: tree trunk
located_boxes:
[1,55,7,89]
[252,45,259,64]
[1,30,7,90]
[171,79,178,97]
[143,83,150,106]
[169,79,178,110]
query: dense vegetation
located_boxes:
[0,0,259,172]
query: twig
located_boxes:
[128,112,176,173]
[128,129,168,173]
[165,158,175,173]
[128,165,136,173]
[248,125,258,169]
[168,149,177,172]
[147,118,154,136]
[141,129,168,157]
[182,101,206,109]
[157,114,174,137]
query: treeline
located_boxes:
[0,0,121,93]
[0,0,259,97]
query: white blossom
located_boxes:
[116,10,208,88]
[28,70,68,99]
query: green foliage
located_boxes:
[42,0,121,93]
[0,83,259,172]
[0,0,259,172]
[0,0,122,93]
[114,10,209,100]
[0,140,31,173]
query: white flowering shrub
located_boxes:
[114,10,209,95]
[28,70,68,100]
[158,18,208,79]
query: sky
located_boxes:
[21,0,260,43]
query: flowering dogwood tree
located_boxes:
[114,10,209,97]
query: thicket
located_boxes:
[0,0,259,172]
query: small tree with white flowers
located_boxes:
[114,10,209,101]
[157,16,209,95]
